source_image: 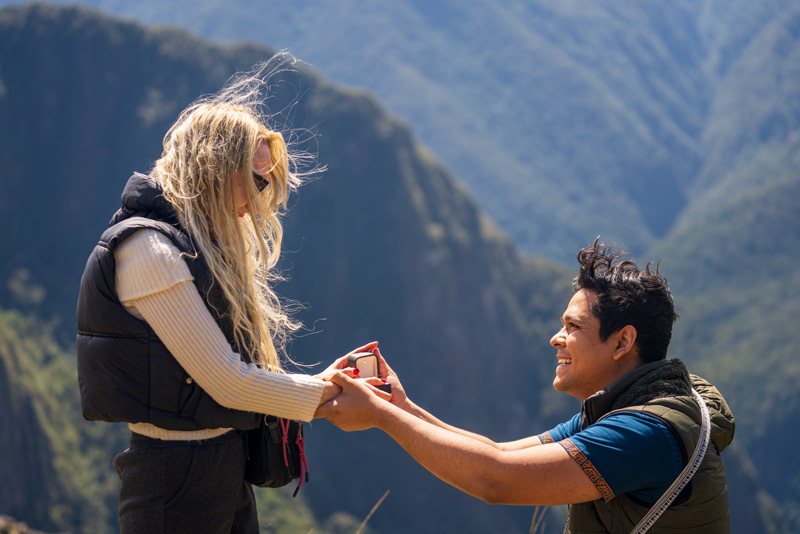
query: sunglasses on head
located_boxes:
[252,171,270,192]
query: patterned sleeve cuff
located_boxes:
[538,431,555,444]
[559,438,616,502]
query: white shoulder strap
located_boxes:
[630,388,711,533]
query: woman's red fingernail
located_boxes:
[381,379,387,383]
[353,368,360,375]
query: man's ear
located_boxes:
[611,325,637,361]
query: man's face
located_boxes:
[549,289,620,400]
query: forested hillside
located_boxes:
[0,308,113,533]
[0,3,796,533]
[648,6,800,526]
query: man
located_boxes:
[318,240,734,533]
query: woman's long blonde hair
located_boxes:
[150,57,309,371]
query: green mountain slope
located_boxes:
[0,308,116,533]
[690,2,800,215]
[652,172,800,531]
[648,7,800,529]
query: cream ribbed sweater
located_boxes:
[114,229,324,440]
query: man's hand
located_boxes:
[317,380,342,407]
[315,371,393,431]
[313,364,367,418]
[373,346,408,408]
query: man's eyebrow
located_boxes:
[561,313,584,325]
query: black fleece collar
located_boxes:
[580,359,691,430]
[112,173,180,227]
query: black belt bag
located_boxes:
[244,415,309,496]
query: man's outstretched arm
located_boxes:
[318,372,600,506]
[396,397,546,451]
[366,347,546,452]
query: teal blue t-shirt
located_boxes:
[539,412,684,504]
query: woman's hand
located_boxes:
[313,341,410,414]
[318,341,379,376]
[313,342,378,417]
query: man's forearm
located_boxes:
[398,399,501,447]
[375,402,507,502]
[373,402,597,506]
[320,373,597,505]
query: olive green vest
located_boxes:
[566,359,734,533]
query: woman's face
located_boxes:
[235,141,272,217]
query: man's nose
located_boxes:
[550,327,565,348]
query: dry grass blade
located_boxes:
[355,490,390,534]
[529,506,548,534]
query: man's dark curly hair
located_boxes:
[573,239,678,363]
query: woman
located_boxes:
[76,61,370,533]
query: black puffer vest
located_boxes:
[76,173,259,431]
[566,359,735,533]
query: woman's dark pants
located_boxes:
[113,431,259,534]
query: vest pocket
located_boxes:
[177,375,202,417]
